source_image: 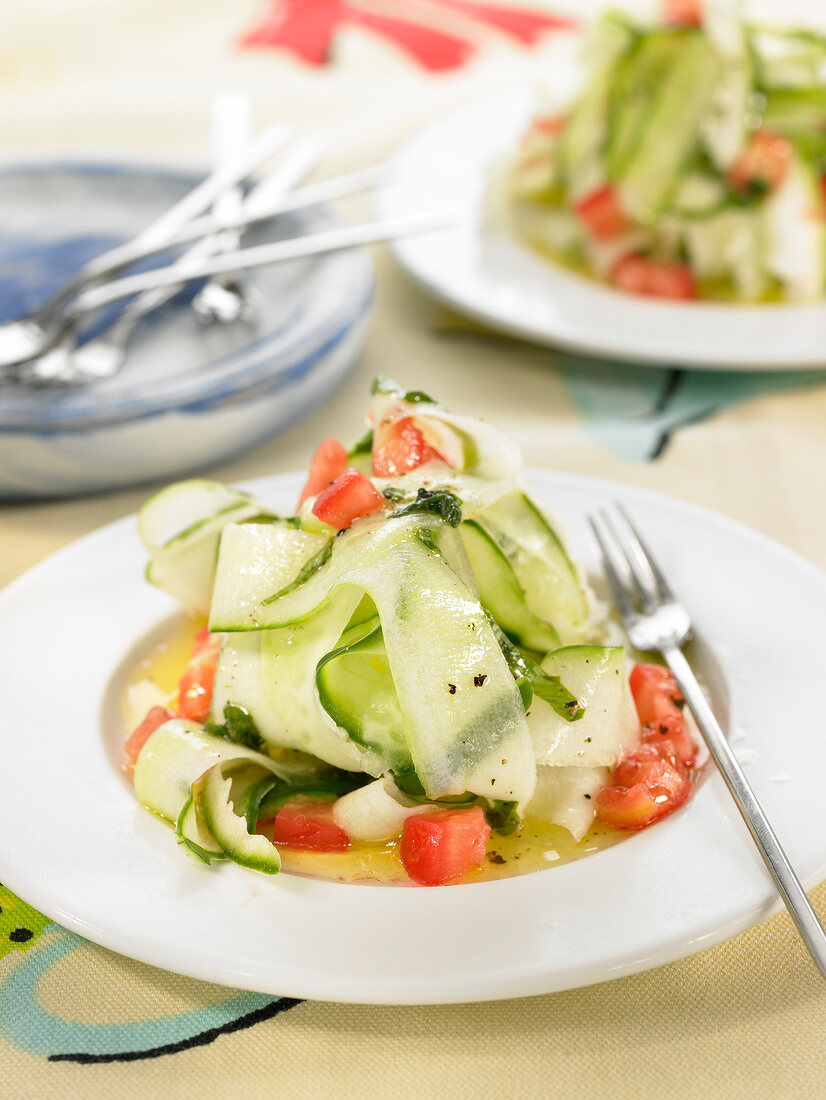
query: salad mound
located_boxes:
[506,0,826,301]
[127,380,698,885]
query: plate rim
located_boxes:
[1,469,825,1003]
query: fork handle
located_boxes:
[663,645,826,978]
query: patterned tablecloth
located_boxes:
[2,1,825,1096]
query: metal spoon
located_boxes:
[0,123,292,371]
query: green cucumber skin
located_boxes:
[459,520,559,654]
[617,34,720,221]
[607,30,688,182]
[210,513,536,805]
[528,645,638,768]
[316,618,412,770]
[175,794,225,862]
[195,764,282,875]
[477,491,590,644]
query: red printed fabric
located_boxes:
[239,0,575,71]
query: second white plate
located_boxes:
[377,86,826,371]
[0,471,825,1002]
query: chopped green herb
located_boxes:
[347,429,374,458]
[205,704,265,751]
[262,539,333,605]
[391,488,462,528]
[484,799,520,836]
[490,616,583,721]
[403,389,436,404]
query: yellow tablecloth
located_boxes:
[2,2,825,1095]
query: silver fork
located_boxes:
[589,503,826,978]
[15,137,327,386]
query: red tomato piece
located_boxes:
[400,806,491,886]
[271,801,350,852]
[372,416,445,478]
[630,663,696,769]
[642,699,696,770]
[729,130,792,193]
[124,705,176,766]
[663,0,702,25]
[574,184,631,240]
[614,741,682,784]
[596,753,692,830]
[297,437,348,507]
[522,115,566,143]
[629,663,681,723]
[311,468,385,530]
[611,255,697,300]
[178,631,221,723]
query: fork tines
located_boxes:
[589,504,677,617]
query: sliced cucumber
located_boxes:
[212,590,374,773]
[671,172,728,218]
[683,207,768,300]
[476,491,591,644]
[209,522,330,632]
[193,762,281,875]
[459,520,559,654]
[607,31,687,182]
[751,28,826,90]
[208,511,536,805]
[175,794,225,863]
[701,42,752,171]
[763,151,826,300]
[332,777,433,842]
[762,87,826,136]
[618,34,720,222]
[527,645,638,768]
[527,764,610,842]
[558,16,636,198]
[133,718,280,824]
[316,618,412,770]
[139,480,267,616]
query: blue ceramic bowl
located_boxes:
[0,160,374,498]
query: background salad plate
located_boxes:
[0,470,824,1004]
[375,84,826,371]
[0,160,374,499]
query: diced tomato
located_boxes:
[630,663,696,769]
[729,130,792,193]
[178,630,221,723]
[611,255,697,300]
[311,468,385,530]
[372,416,445,478]
[596,752,692,830]
[297,437,348,507]
[629,663,681,723]
[400,806,491,886]
[613,741,679,784]
[522,114,566,143]
[124,705,176,766]
[641,700,697,770]
[663,0,702,25]
[271,800,350,852]
[574,184,631,240]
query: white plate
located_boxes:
[1,470,825,1003]
[376,86,826,371]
